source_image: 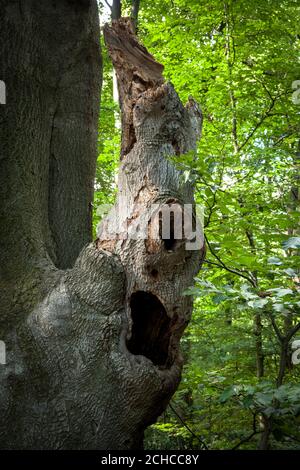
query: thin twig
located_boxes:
[168,402,209,450]
[204,234,257,287]
[103,0,112,11]
[231,430,261,450]
[268,312,283,342]
[287,322,300,341]
[231,412,260,450]
[204,190,217,228]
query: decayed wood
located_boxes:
[104,18,164,157]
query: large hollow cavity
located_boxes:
[126,291,172,366]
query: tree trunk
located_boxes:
[112,0,122,21]
[254,313,264,379]
[258,414,272,450]
[131,0,140,32]
[0,6,204,450]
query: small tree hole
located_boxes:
[159,210,176,251]
[150,268,159,279]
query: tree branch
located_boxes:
[103,0,112,11]
[237,73,286,152]
[169,402,209,450]
[204,190,218,228]
[231,412,260,450]
[287,321,300,341]
[268,312,284,342]
[204,234,257,287]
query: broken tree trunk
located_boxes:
[0,10,204,449]
[100,18,205,370]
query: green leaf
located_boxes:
[219,386,236,403]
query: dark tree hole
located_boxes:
[159,210,176,251]
[127,291,172,366]
[150,268,159,279]
[121,123,137,158]
[171,138,180,156]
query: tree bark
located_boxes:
[0,7,204,450]
[254,313,264,379]
[131,0,140,32]
[111,0,122,21]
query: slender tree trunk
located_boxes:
[258,414,272,450]
[277,339,289,387]
[131,0,140,32]
[283,139,300,372]
[0,7,204,449]
[244,228,265,379]
[224,2,239,154]
[110,0,122,125]
[258,338,288,449]
[112,0,121,20]
[254,313,264,379]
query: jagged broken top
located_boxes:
[104,18,202,160]
[104,18,165,157]
[103,18,164,87]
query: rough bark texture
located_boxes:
[0,7,204,450]
[0,0,101,273]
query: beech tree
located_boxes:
[0,1,203,449]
